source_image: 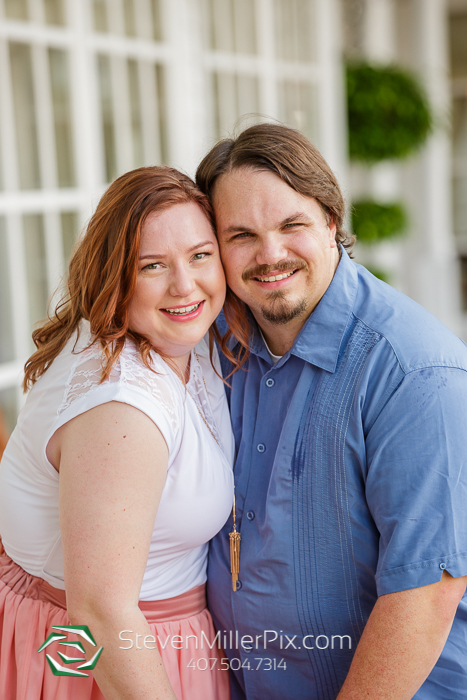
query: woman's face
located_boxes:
[128,201,226,363]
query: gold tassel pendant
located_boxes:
[229,493,241,591]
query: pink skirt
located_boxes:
[0,543,230,700]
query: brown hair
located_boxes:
[23,166,232,390]
[195,123,354,366]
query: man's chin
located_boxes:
[259,298,308,325]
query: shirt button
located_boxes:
[257,443,265,453]
[246,511,255,521]
[266,378,275,387]
[439,562,446,570]
[236,580,242,590]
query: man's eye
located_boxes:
[233,232,253,240]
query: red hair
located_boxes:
[23,166,239,390]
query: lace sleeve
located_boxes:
[56,342,180,453]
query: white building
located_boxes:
[0,0,466,434]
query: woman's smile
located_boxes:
[128,201,226,372]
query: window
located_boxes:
[0,0,344,434]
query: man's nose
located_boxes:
[255,234,288,267]
[169,265,197,297]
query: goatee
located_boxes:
[260,292,308,325]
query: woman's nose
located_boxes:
[169,266,197,297]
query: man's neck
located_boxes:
[255,315,309,356]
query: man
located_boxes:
[196,124,467,700]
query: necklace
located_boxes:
[188,350,241,592]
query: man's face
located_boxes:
[212,168,339,332]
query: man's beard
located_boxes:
[259,291,308,325]
[243,259,309,324]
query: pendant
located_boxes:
[229,493,241,591]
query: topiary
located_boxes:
[347,63,432,162]
[352,200,408,244]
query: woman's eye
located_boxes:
[143,262,162,270]
[192,252,211,261]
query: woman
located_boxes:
[0,166,236,700]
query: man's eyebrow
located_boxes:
[139,239,215,260]
[280,212,313,227]
[221,211,313,236]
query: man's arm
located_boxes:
[337,571,467,699]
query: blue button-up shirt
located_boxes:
[208,250,467,699]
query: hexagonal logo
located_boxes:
[37,625,104,677]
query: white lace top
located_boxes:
[0,322,235,600]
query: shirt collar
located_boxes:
[248,248,359,373]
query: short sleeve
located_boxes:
[44,344,180,474]
[365,366,467,596]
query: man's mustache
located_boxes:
[242,260,308,282]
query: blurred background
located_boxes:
[0,0,466,447]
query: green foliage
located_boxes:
[352,200,408,244]
[347,63,432,162]
[365,267,391,284]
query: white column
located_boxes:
[405,0,461,333]
[162,0,207,176]
[353,0,402,279]
[315,0,348,188]
[363,0,396,64]
[363,0,399,205]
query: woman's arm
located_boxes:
[58,400,177,700]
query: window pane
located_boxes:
[97,54,116,183]
[212,72,259,139]
[61,212,79,267]
[450,14,467,79]
[151,0,163,41]
[275,0,316,62]
[93,0,108,32]
[44,0,65,26]
[128,60,144,167]
[237,74,259,119]
[207,0,256,54]
[49,48,76,187]
[208,0,234,52]
[233,0,257,54]
[0,388,17,448]
[9,43,41,190]
[5,0,29,21]
[213,72,237,138]
[124,0,137,37]
[0,219,14,364]
[155,64,168,164]
[278,80,319,145]
[23,214,48,331]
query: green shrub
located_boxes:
[352,200,408,244]
[365,267,391,284]
[347,63,432,162]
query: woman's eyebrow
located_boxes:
[139,240,215,260]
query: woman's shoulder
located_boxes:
[58,334,180,416]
